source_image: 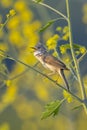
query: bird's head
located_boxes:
[31,43,47,56]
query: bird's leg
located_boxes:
[55,76,60,83]
[48,72,60,83]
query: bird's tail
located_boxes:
[59,69,69,91]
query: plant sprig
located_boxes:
[32,0,87,114]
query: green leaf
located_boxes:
[39,20,54,33]
[41,99,65,120]
[72,105,82,110]
[60,43,86,50]
[39,18,63,32]
[35,0,43,3]
[59,43,86,55]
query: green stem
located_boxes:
[0,18,9,31]
[32,0,68,21]
[78,50,87,63]
[0,49,83,103]
[9,62,39,80]
[66,0,87,113]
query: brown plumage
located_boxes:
[42,54,69,71]
[33,43,70,91]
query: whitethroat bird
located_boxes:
[31,43,69,91]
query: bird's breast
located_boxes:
[44,63,59,72]
[34,54,60,72]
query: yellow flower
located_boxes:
[5,80,11,87]
[56,26,62,32]
[14,1,27,12]
[60,45,67,54]
[35,83,49,101]
[46,34,59,49]
[62,33,69,41]
[53,51,58,57]
[63,26,69,34]
[75,51,80,55]
[79,47,86,54]
[82,4,87,13]
[1,0,12,8]
[9,9,16,17]
[82,15,87,24]
[6,9,16,18]
[2,85,17,104]
[63,90,73,103]
[15,102,34,120]
[22,24,40,43]
[47,39,56,46]
[20,9,33,22]
[7,16,20,29]
[0,43,8,51]
[23,54,37,65]
[9,31,22,45]
[53,34,59,40]
[31,20,41,31]
[6,14,10,18]
[11,64,25,77]
[0,24,3,28]
[67,97,72,103]
[0,123,9,130]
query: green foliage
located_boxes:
[39,19,56,32]
[59,43,86,54]
[0,0,87,129]
[35,0,43,3]
[72,105,83,110]
[39,18,64,33]
[41,99,65,119]
[0,9,16,31]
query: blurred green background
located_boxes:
[0,0,87,130]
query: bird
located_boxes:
[31,42,69,91]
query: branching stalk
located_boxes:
[32,0,68,21]
[0,49,83,103]
[66,0,87,113]
[32,0,87,114]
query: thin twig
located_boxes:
[0,18,9,31]
[66,0,87,113]
[77,50,87,63]
[9,62,39,80]
[0,49,83,103]
[32,0,68,21]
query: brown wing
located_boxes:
[43,54,69,70]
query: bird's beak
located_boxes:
[30,47,37,51]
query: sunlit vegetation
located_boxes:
[0,0,87,130]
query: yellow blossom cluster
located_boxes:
[79,47,86,54]
[62,26,69,40]
[0,2,52,128]
[63,90,73,103]
[0,123,9,130]
[46,34,59,49]
[0,0,42,117]
[56,26,69,41]
[0,0,12,8]
[6,9,16,18]
[0,84,17,112]
[60,45,67,54]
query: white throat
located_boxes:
[34,51,42,56]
